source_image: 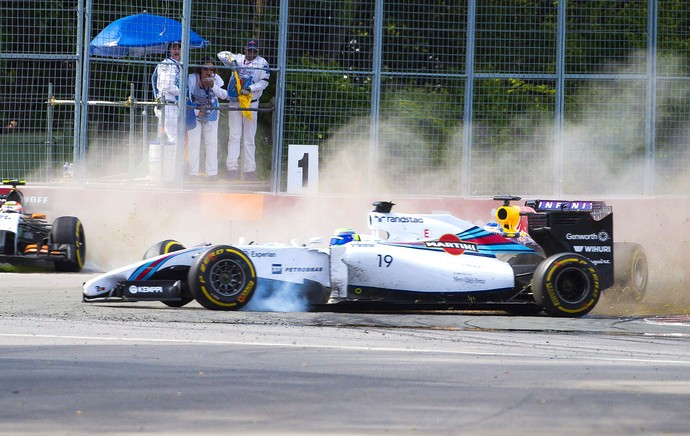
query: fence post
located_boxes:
[645,0,658,195]
[271,0,289,194]
[369,0,384,191]
[46,83,54,181]
[129,82,136,179]
[555,0,567,196]
[462,0,477,197]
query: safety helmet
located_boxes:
[0,201,23,214]
[329,228,361,246]
[484,222,501,234]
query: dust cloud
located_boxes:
[40,51,690,316]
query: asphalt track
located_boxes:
[1,272,690,435]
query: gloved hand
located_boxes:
[217,51,235,65]
[240,88,251,96]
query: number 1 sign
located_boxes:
[287,145,319,194]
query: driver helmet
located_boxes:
[329,228,361,246]
[484,221,501,234]
[0,201,23,214]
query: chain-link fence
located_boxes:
[1,0,689,196]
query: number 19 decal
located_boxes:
[377,254,393,267]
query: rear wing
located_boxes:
[525,199,614,290]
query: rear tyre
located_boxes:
[188,245,257,311]
[143,239,192,307]
[609,242,648,303]
[51,216,86,272]
[531,253,600,318]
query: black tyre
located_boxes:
[51,216,86,272]
[531,253,600,317]
[188,245,257,311]
[609,242,648,303]
[143,239,192,307]
[143,239,186,260]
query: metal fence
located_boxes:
[1,0,689,197]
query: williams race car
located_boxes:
[0,180,86,272]
[83,197,647,317]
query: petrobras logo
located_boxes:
[566,231,610,242]
[128,285,163,294]
[272,264,282,274]
[283,266,324,273]
[574,245,612,253]
[373,214,424,224]
[425,234,478,256]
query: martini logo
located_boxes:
[425,234,478,255]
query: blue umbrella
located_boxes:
[90,13,208,57]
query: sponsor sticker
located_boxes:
[128,285,164,294]
[573,245,612,253]
[566,231,610,242]
[537,200,593,211]
[283,266,324,273]
[373,214,424,224]
[251,251,276,258]
[271,264,323,274]
[425,234,478,256]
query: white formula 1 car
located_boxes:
[83,197,646,317]
[1,179,86,272]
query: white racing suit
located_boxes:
[153,56,181,143]
[187,73,227,177]
[217,51,270,174]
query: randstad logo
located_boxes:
[374,215,424,224]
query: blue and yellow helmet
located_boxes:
[329,228,361,246]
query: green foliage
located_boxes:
[3,0,690,188]
[284,57,372,147]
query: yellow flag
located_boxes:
[233,70,253,121]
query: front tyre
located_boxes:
[143,239,192,308]
[51,216,86,272]
[143,239,186,260]
[531,253,600,318]
[188,245,257,311]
